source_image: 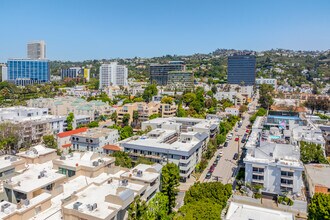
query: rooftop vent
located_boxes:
[121,179,128,186]
[1,203,10,212]
[73,202,82,210]
[60,156,66,160]
[4,156,10,160]
[137,170,143,177]
[23,199,30,206]
[92,161,99,167]
[10,156,17,162]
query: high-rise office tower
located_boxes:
[227,54,256,85]
[4,59,50,86]
[27,40,46,59]
[149,61,185,85]
[99,62,128,89]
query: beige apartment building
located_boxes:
[116,102,177,125]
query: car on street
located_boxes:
[216,155,221,161]
[246,129,250,133]
[219,151,223,156]
[206,172,212,179]
[227,134,233,140]
[224,141,229,147]
[235,128,239,132]
[233,153,239,160]
[213,161,218,166]
[210,165,215,173]
[235,137,239,141]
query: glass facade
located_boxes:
[6,59,50,86]
[227,55,256,85]
[150,63,184,85]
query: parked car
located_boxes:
[216,155,221,161]
[246,129,250,133]
[233,153,239,160]
[227,134,233,140]
[210,166,215,173]
[206,172,212,179]
[224,142,229,147]
[213,161,218,166]
[219,151,223,157]
[235,128,239,132]
[235,137,239,141]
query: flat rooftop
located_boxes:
[5,161,66,193]
[17,145,56,158]
[72,127,117,138]
[121,129,207,155]
[225,202,294,220]
[121,163,161,183]
[0,155,23,171]
[305,164,330,188]
[54,152,115,168]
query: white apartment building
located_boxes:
[99,62,128,89]
[244,142,304,195]
[119,129,208,182]
[70,128,119,153]
[141,117,219,138]
[256,78,277,89]
[214,91,246,105]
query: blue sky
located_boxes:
[1,0,330,61]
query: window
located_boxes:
[252,175,264,180]
[252,167,264,173]
[281,171,293,177]
[281,179,293,185]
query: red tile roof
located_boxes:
[103,145,121,151]
[62,143,72,148]
[57,127,88,138]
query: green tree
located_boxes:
[300,141,328,164]
[110,111,117,124]
[216,134,226,145]
[161,163,180,214]
[142,84,158,102]
[239,105,248,113]
[145,192,170,220]
[120,126,134,140]
[149,113,160,120]
[88,121,99,128]
[112,151,133,168]
[128,196,147,220]
[66,112,74,131]
[259,84,275,109]
[308,193,330,220]
[42,135,57,149]
[177,104,187,117]
[0,122,20,153]
[174,201,222,220]
[161,96,174,104]
[122,113,131,126]
[183,93,196,106]
[133,110,139,121]
[211,85,217,94]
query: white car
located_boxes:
[219,151,223,156]
[227,134,233,140]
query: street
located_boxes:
[199,96,258,184]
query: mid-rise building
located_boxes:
[3,59,50,86]
[244,142,304,195]
[166,71,194,91]
[225,106,240,116]
[60,67,90,82]
[99,62,128,89]
[57,127,88,151]
[150,61,185,86]
[0,107,65,146]
[214,91,246,105]
[27,40,46,59]
[227,54,256,85]
[27,96,114,121]
[70,127,119,153]
[120,129,208,182]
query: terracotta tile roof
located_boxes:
[103,145,121,151]
[57,127,88,138]
[62,143,72,148]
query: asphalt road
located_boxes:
[199,97,258,184]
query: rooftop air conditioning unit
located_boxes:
[10,156,17,162]
[24,199,30,206]
[92,161,99,166]
[73,202,82,210]
[1,203,10,212]
[137,170,143,177]
[4,156,10,160]
[60,156,66,160]
[121,179,128,186]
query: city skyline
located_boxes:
[1,0,330,62]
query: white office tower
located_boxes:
[99,62,128,89]
[27,40,46,59]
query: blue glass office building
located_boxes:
[227,55,256,85]
[6,59,50,86]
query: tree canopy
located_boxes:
[308,193,330,220]
[300,141,328,164]
[161,163,180,214]
[142,84,158,102]
[42,135,57,149]
[259,84,275,109]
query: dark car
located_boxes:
[205,172,212,179]
[213,161,218,166]
[233,153,239,160]
[224,141,229,147]
[216,155,221,161]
